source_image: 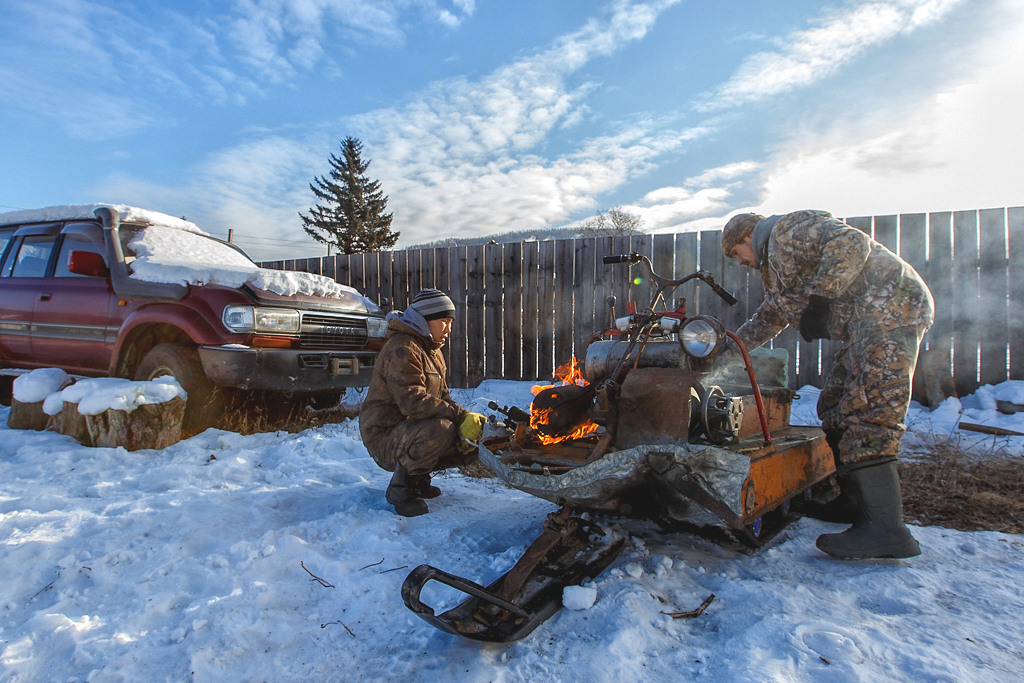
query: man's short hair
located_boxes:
[721,213,764,255]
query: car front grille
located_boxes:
[299,314,368,350]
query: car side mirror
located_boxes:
[68,250,110,278]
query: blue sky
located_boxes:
[1,0,1022,261]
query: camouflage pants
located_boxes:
[816,324,927,469]
[363,417,469,475]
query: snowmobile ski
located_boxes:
[401,505,624,642]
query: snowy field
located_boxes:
[1,380,1023,682]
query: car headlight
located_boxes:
[678,316,724,359]
[365,316,389,338]
[223,305,300,334]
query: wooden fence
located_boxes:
[261,207,1024,393]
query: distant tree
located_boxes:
[577,207,644,238]
[300,137,399,254]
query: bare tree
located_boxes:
[577,207,644,237]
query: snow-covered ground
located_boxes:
[1,380,1023,682]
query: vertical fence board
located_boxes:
[349,254,365,303]
[652,234,674,314]
[522,242,539,381]
[390,251,407,311]
[874,214,898,254]
[845,216,872,236]
[698,230,723,320]
[927,212,954,369]
[337,254,354,290]
[406,249,421,300]
[674,232,699,315]
[593,237,618,331]
[721,246,747,331]
[628,234,654,313]
[1009,208,1024,380]
[362,254,378,305]
[379,252,395,310]
[448,247,467,387]
[420,248,434,290]
[485,244,504,379]
[978,208,1008,386]
[611,236,631,315]
[504,243,523,381]
[953,210,980,396]
[321,255,335,281]
[797,339,820,389]
[554,239,575,369]
[538,241,556,380]
[573,238,596,361]
[466,246,485,386]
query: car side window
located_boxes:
[55,233,106,278]
[0,229,12,264]
[9,235,56,278]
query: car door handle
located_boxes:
[39,292,52,301]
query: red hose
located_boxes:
[725,331,772,447]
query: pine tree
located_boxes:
[300,137,399,254]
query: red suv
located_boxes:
[0,205,386,432]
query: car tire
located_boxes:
[134,343,222,436]
[0,375,12,407]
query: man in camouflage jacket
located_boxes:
[721,210,934,559]
[360,289,486,517]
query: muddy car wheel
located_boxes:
[134,343,222,436]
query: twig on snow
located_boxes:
[379,565,409,574]
[301,561,335,588]
[32,572,61,599]
[358,558,385,571]
[661,593,715,619]
[321,622,358,638]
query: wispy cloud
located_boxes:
[227,0,477,82]
[96,0,691,247]
[699,0,966,111]
[345,0,689,239]
[623,162,762,230]
[0,0,472,140]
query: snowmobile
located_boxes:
[402,253,836,642]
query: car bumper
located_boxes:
[198,345,376,393]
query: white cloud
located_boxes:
[92,0,690,249]
[752,14,1024,218]
[621,162,762,231]
[700,0,966,110]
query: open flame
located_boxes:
[529,358,601,444]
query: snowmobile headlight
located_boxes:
[678,316,724,359]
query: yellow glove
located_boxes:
[459,412,487,443]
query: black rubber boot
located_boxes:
[411,474,442,499]
[802,429,857,524]
[815,461,921,559]
[385,465,428,517]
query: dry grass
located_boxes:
[217,390,358,435]
[901,437,1024,534]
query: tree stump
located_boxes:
[84,398,187,450]
[7,399,50,431]
[46,398,186,450]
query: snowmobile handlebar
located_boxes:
[603,253,737,308]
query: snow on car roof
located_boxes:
[0,204,367,302]
[0,203,203,234]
